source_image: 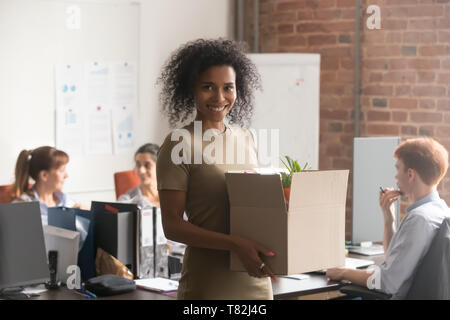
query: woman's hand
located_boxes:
[73,203,90,210]
[379,188,401,225]
[230,234,276,280]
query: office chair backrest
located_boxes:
[0,184,35,204]
[406,217,450,300]
[114,170,140,200]
[0,185,15,204]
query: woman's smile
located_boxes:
[206,104,229,112]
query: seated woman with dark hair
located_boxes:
[118,143,160,208]
[119,143,186,278]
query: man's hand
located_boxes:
[379,188,401,225]
[326,268,346,282]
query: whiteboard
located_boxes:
[352,137,401,244]
[0,0,140,196]
[248,54,320,169]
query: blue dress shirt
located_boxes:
[380,191,450,299]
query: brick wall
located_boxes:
[360,0,450,219]
[245,0,450,240]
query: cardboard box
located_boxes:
[225,170,349,275]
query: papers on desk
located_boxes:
[135,278,178,293]
[345,257,375,269]
[281,274,310,280]
[21,284,48,296]
[347,244,384,256]
[312,257,375,275]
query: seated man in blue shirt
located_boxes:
[327,137,450,299]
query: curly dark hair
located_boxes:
[158,38,261,128]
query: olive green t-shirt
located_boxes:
[156,121,272,300]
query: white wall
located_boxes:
[0,0,233,205]
[138,0,234,145]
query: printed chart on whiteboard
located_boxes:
[55,61,137,156]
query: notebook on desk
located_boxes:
[348,244,384,256]
[135,277,178,293]
[311,257,375,275]
[345,257,375,269]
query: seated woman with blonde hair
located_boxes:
[12,146,85,225]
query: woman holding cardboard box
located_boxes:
[156,38,275,299]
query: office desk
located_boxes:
[273,274,340,300]
[32,275,341,300]
[35,287,176,300]
[273,253,385,300]
[33,254,384,300]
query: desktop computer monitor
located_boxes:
[43,225,80,284]
[0,202,50,290]
[352,137,401,246]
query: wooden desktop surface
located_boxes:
[272,274,340,300]
[35,275,338,300]
[272,253,385,299]
[35,287,176,300]
[34,253,385,300]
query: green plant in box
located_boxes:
[280,155,309,188]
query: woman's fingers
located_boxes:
[233,235,277,279]
[262,264,276,281]
[251,260,276,281]
[254,242,275,258]
[255,245,277,279]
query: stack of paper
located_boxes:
[135,278,178,293]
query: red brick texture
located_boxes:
[245,0,450,240]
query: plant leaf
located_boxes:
[280,157,287,169]
[294,161,301,172]
[280,172,291,188]
[286,156,294,171]
[280,157,289,171]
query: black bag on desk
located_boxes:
[84,274,136,297]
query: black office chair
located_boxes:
[340,217,450,300]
